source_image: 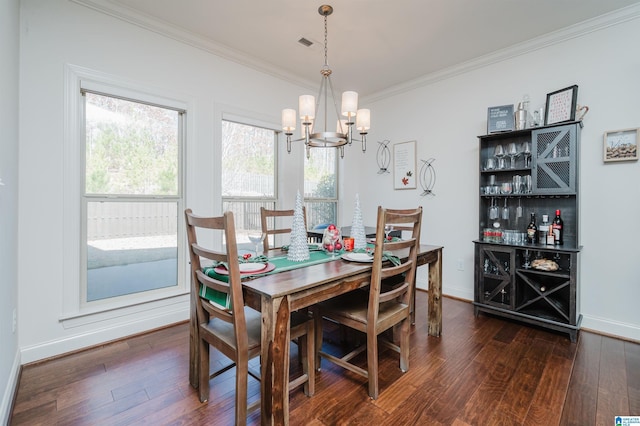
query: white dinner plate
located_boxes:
[238,262,268,273]
[341,252,373,263]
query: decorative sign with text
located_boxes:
[393,140,416,190]
[545,85,578,125]
[487,105,514,134]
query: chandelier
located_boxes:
[281,5,370,159]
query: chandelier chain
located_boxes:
[324,14,328,68]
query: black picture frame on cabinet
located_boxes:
[487,104,514,133]
[544,85,578,125]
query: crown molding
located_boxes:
[69,0,317,92]
[363,3,640,103]
[71,0,640,103]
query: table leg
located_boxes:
[427,248,442,337]
[261,295,291,425]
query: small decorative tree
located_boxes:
[288,191,311,261]
[351,193,367,249]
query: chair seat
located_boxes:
[319,293,408,326]
[201,306,262,352]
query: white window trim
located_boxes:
[62,64,193,324]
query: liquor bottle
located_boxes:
[552,209,564,245]
[526,212,537,244]
[538,214,549,244]
[546,215,555,245]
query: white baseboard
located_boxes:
[20,304,189,364]
[1,349,21,426]
[416,277,474,302]
[581,314,640,342]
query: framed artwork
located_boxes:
[545,85,578,125]
[487,104,514,133]
[393,140,416,189]
[603,128,638,162]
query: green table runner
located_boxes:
[200,250,339,309]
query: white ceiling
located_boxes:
[79,0,640,97]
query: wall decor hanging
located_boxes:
[545,85,578,125]
[393,140,416,189]
[604,128,638,162]
[419,158,436,197]
[376,140,391,173]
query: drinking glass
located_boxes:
[512,175,522,194]
[521,142,532,167]
[384,224,394,241]
[489,199,499,220]
[524,174,532,194]
[502,198,509,220]
[247,231,266,256]
[494,144,505,169]
[507,142,519,168]
[328,231,340,258]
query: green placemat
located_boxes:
[200,250,339,309]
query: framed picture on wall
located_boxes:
[603,128,638,162]
[393,140,417,189]
[544,85,578,125]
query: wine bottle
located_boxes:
[552,209,564,245]
[526,212,537,244]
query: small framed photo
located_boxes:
[545,85,578,125]
[604,128,638,162]
[393,140,417,189]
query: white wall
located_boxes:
[0,0,21,422]
[18,0,309,363]
[343,8,640,340]
[17,0,640,372]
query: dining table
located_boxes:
[189,243,443,425]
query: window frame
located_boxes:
[304,148,339,230]
[220,116,280,248]
[62,65,190,322]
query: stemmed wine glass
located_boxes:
[247,231,266,256]
[494,144,505,169]
[521,142,532,168]
[328,230,340,258]
[507,142,519,169]
[384,224,394,242]
[489,198,499,220]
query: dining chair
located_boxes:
[185,209,315,425]
[314,206,422,399]
[260,206,308,251]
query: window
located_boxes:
[82,91,184,302]
[304,148,338,229]
[221,120,277,250]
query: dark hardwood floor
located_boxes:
[10,292,640,425]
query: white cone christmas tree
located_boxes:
[287,191,310,262]
[351,193,367,249]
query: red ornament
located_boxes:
[243,253,252,260]
[327,224,336,231]
[335,242,342,250]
